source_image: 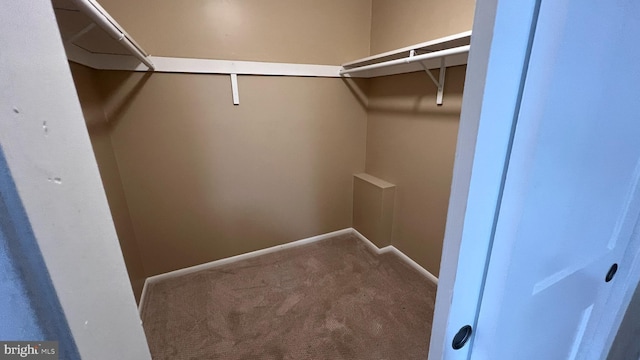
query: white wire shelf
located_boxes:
[52,0,154,69]
[340,31,471,78]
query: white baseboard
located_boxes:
[139,228,351,313]
[139,227,438,314]
[138,278,149,314]
[350,229,439,285]
[147,228,352,283]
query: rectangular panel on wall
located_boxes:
[353,173,396,248]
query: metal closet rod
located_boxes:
[72,0,155,70]
[339,45,470,76]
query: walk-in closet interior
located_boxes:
[53,0,475,358]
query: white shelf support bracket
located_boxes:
[230,73,240,105]
[420,61,440,88]
[437,57,446,106]
[419,57,446,106]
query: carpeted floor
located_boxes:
[140,233,437,360]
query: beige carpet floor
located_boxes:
[140,233,437,359]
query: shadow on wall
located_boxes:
[94,71,367,277]
[69,64,150,302]
[0,146,80,358]
[341,77,370,110]
[99,71,152,127]
[356,67,465,117]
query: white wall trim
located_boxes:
[139,228,350,314]
[138,278,150,314]
[139,228,438,314]
[430,0,540,358]
[350,229,439,285]
[65,43,343,77]
[143,56,342,77]
[146,228,352,283]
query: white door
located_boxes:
[441,0,640,359]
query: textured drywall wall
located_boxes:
[69,63,146,302]
[364,67,466,276]
[97,0,372,64]
[370,0,475,54]
[97,72,367,276]
[0,1,150,358]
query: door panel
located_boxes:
[473,0,640,359]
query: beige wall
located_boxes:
[70,0,370,281]
[364,0,474,276]
[370,0,475,54]
[364,68,465,276]
[96,71,367,276]
[69,63,147,301]
[98,0,371,65]
[72,0,474,282]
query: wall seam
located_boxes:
[92,69,149,280]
